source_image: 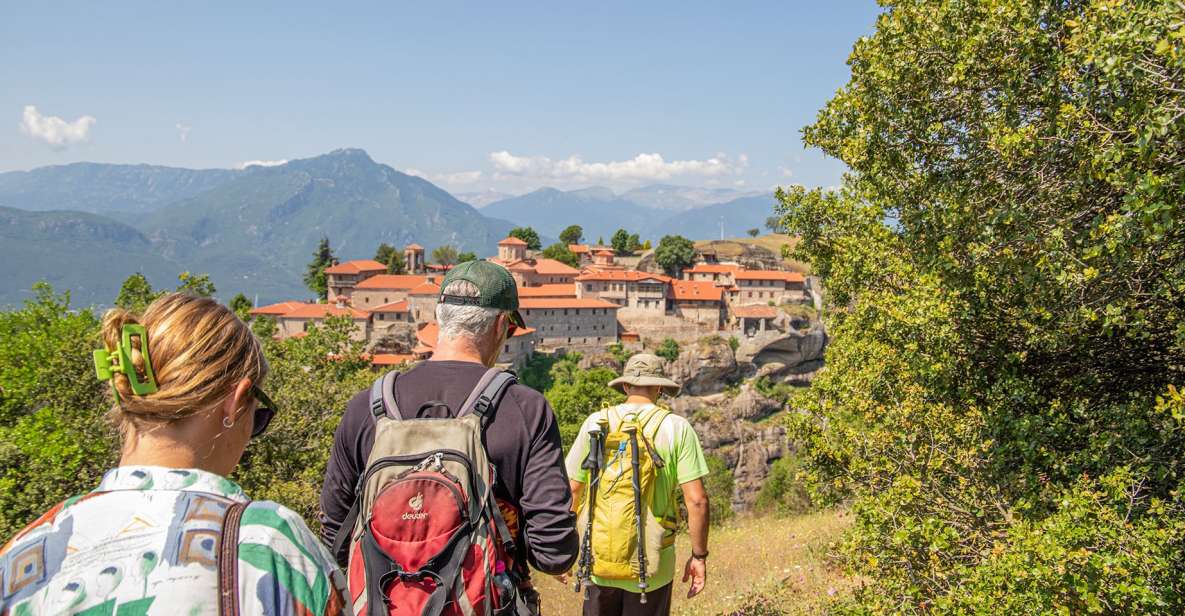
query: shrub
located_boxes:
[655,337,680,363]
[703,454,735,526]
[754,454,812,515]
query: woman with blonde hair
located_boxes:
[0,293,347,615]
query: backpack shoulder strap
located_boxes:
[368,370,401,422]
[457,368,518,425]
[218,500,249,616]
[639,405,670,439]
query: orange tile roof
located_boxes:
[356,274,430,290]
[250,301,307,316]
[408,282,441,296]
[498,236,528,246]
[507,261,536,271]
[594,249,615,257]
[519,298,620,310]
[324,259,387,275]
[369,353,416,366]
[533,258,580,276]
[426,264,453,272]
[517,284,578,298]
[260,302,370,319]
[568,244,590,254]
[670,280,724,302]
[371,300,410,313]
[732,304,779,319]
[734,270,806,283]
[405,243,424,250]
[575,270,672,283]
[685,263,742,274]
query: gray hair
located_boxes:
[435,280,502,342]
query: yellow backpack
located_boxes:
[574,404,678,600]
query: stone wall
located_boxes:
[520,306,618,346]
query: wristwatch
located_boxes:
[691,551,709,561]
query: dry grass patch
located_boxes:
[533,509,852,615]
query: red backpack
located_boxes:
[332,368,529,616]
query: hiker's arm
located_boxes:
[681,478,709,556]
[680,478,709,598]
[569,480,584,512]
[318,391,371,556]
[518,395,579,574]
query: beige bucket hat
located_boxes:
[608,353,681,396]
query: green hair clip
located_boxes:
[93,324,159,398]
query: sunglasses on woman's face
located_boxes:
[250,386,278,438]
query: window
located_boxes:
[504,345,510,353]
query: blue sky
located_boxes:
[1,2,880,195]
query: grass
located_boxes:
[533,509,853,615]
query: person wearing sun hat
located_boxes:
[564,353,711,616]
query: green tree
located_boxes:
[540,243,579,268]
[375,243,406,274]
[764,215,785,234]
[229,293,253,321]
[596,236,604,246]
[545,366,625,445]
[374,242,397,266]
[610,229,631,255]
[431,245,459,266]
[781,1,1185,611]
[508,227,542,251]
[114,273,158,311]
[0,284,115,538]
[559,225,584,246]
[746,228,760,238]
[304,237,335,301]
[627,233,642,252]
[655,338,680,363]
[641,239,652,251]
[175,271,216,297]
[653,235,696,276]
[456,251,478,264]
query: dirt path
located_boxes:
[532,509,852,615]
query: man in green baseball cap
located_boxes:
[438,259,526,329]
[321,258,578,615]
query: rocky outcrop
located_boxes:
[674,384,792,511]
[668,336,739,395]
[735,326,827,383]
[367,322,417,354]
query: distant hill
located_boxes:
[0,163,240,214]
[1,149,514,305]
[481,187,660,241]
[0,206,184,307]
[456,190,515,208]
[622,184,761,212]
[650,194,777,240]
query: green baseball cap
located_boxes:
[438,259,525,328]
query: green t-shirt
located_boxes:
[564,403,710,593]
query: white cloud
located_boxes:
[778,166,794,178]
[176,122,192,143]
[488,150,748,184]
[236,159,288,169]
[19,105,95,148]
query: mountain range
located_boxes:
[0,149,780,307]
[479,186,775,243]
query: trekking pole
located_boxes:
[574,427,604,598]
[624,425,648,604]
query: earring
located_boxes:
[222,417,234,428]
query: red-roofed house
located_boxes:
[517,283,578,299]
[575,270,672,315]
[732,270,808,304]
[490,237,581,287]
[731,304,780,334]
[683,263,743,285]
[669,280,725,327]
[352,275,434,309]
[408,281,442,323]
[325,260,387,301]
[518,297,620,346]
[250,302,372,341]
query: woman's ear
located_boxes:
[223,378,254,427]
